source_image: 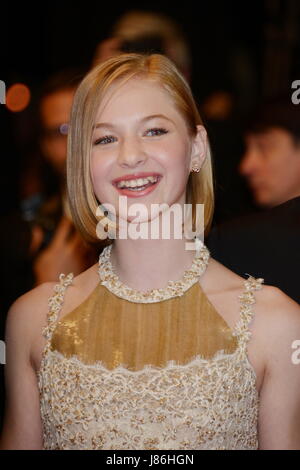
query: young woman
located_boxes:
[1,54,300,450]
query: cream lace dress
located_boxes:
[37,243,264,450]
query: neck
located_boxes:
[109,236,201,292]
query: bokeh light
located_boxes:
[5,83,31,112]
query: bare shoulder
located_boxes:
[8,281,54,312]
[4,281,58,370]
[5,262,99,365]
[252,284,300,344]
[201,255,259,303]
[205,256,300,344]
[6,281,57,335]
[7,261,99,321]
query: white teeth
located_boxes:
[116,176,159,188]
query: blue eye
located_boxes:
[94,135,117,145]
[93,128,168,145]
[145,128,168,137]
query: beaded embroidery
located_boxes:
[98,240,210,303]
[37,249,264,450]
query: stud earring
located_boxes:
[191,165,200,173]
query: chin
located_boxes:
[118,210,160,225]
[255,193,274,208]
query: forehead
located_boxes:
[95,78,181,122]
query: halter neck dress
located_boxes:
[37,243,264,450]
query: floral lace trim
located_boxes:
[97,242,211,303]
[38,343,257,378]
[232,275,264,351]
[42,273,74,343]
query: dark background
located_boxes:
[1,0,300,432]
[2,0,300,217]
[0,0,264,210]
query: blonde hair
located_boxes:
[67,53,214,245]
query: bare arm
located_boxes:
[0,285,52,449]
[258,288,300,450]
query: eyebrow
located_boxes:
[93,114,175,130]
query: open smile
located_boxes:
[112,173,162,198]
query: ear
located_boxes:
[189,125,208,172]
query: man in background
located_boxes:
[207,96,300,304]
[239,96,300,208]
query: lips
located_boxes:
[112,172,162,185]
[112,172,162,198]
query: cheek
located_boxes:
[159,141,191,200]
[90,154,108,197]
[159,138,191,172]
[267,153,289,174]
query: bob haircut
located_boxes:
[67,53,214,245]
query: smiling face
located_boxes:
[90,78,206,225]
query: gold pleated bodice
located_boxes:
[37,244,264,450]
[50,281,239,371]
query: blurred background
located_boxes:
[1,0,300,429]
[2,1,300,220]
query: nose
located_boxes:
[117,135,147,168]
[239,147,260,177]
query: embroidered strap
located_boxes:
[232,275,264,355]
[42,273,74,344]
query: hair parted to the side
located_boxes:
[67,53,214,245]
